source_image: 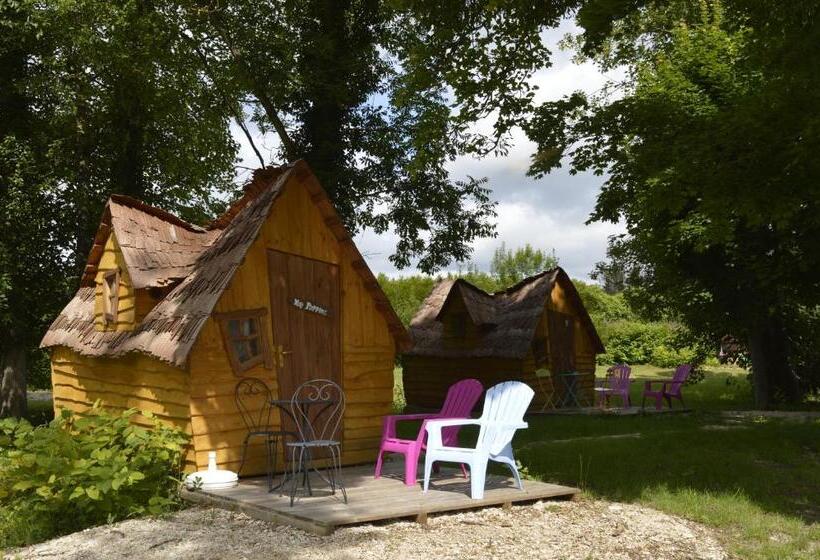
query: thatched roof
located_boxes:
[437,281,498,326]
[406,268,605,359]
[41,160,409,367]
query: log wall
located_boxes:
[49,347,195,468]
[188,175,395,474]
[539,278,596,405]
[402,356,523,410]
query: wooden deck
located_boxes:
[181,462,579,535]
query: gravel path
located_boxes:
[7,500,727,560]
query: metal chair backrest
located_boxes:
[606,364,632,392]
[290,378,345,443]
[436,378,484,446]
[235,377,274,433]
[477,381,534,456]
[667,364,692,396]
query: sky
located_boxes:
[231,18,625,282]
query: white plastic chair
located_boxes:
[422,381,534,499]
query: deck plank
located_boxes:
[181,462,580,534]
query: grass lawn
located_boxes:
[394,366,820,560]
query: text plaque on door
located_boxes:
[291,297,329,317]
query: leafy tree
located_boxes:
[490,243,559,286]
[573,280,633,324]
[377,274,437,327]
[527,1,820,406]
[179,0,577,271]
[589,236,641,294]
[0,0,238,417]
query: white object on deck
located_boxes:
[185,451,238,490]
[423,381,534,499]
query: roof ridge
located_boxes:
[207,164,294,230]
[492,268,559,297]
[109,194,207,233]
[447,268,560,300]
[451,278,495,299]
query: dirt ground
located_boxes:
[7,499,727,560]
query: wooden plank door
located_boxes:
[548,310,576,374]
[268,250,341,410]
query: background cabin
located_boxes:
[41,160,409,475]
[402,269,604,410]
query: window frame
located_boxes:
[214,308,274,375]
[102,269,120,326]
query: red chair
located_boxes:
[642,364,692,410]
[374,378,483,485]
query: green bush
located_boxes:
[0,405,189,548]
[598,320,711,383]
[597,321,676,364]
[649,344,699,368]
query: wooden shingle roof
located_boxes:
[407,268,605,359]
[41,160,409,367]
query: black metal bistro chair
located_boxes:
[286,379,347,506]
[235,378,293,490]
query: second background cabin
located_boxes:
[402,268,605,410]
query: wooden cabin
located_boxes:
[40,160,410,474]
[402,269,604,410]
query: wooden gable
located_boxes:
[93,232,136,332]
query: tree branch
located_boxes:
[231,108,265,168]
[200,5,300,162]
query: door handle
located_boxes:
[275,345,292,368]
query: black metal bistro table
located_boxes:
[269,397,337,494]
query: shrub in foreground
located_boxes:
[0,406,189,548]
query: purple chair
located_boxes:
[375,378,483,486]
[642,364,692,410]
[595,364,632,408]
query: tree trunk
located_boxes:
[747,314,800,408]
[0,346,27,419]
[110,73,146,200]
[748,329,771,409]
[300,0,356,202]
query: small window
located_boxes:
[216,309,273,374]
[102,270,119,325]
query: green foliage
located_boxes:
[378,266,504,328]
[177,0,574,272]
[26,350,51,391]
[490,243,558,286]
[597,320,709,381]
[527,0,820,404]
[1,0,237,411]
[574,280,634,324]
[0,406,189,547]
[377,273,437,327]
[597,321,676,365]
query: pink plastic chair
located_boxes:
[642,364,692,410]
[595,364,632,408]
[374,378,483,486]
